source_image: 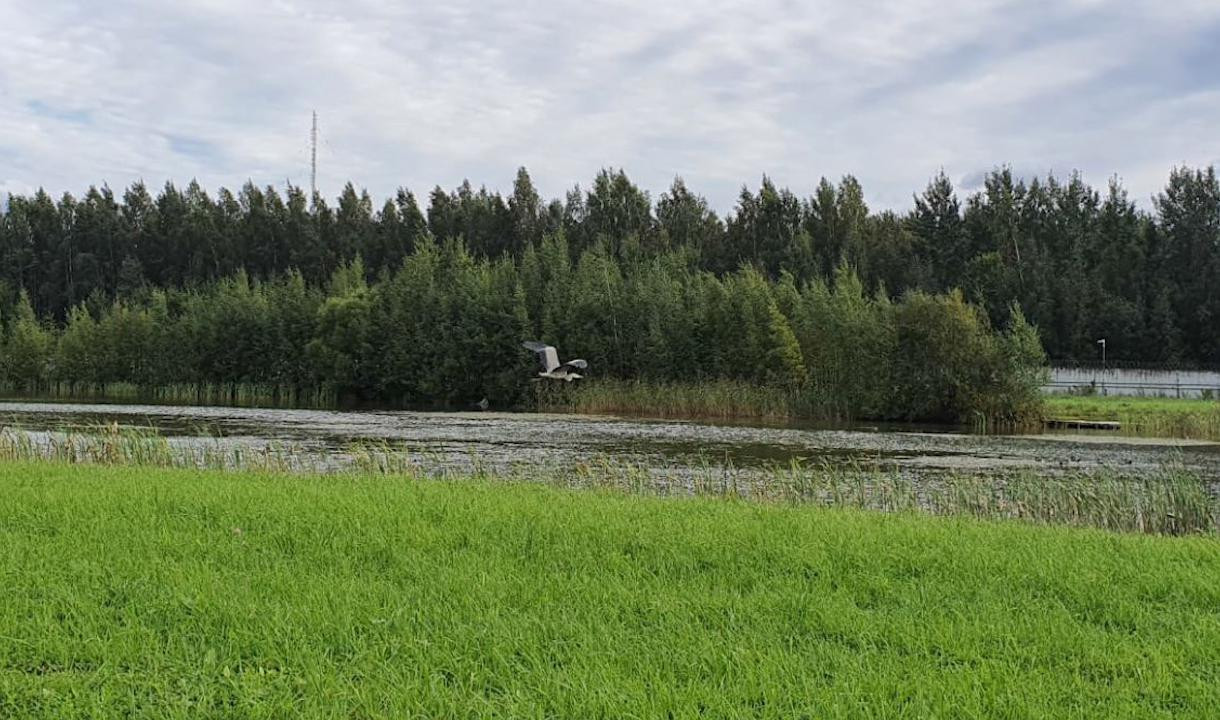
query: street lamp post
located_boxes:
[1097,338,1107,396]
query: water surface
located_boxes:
[1,401,1217,481]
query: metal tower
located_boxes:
[310,110,318,204]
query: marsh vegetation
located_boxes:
[0,421,1214,535]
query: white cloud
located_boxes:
[0,0,1217,212]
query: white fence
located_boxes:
[1046,367,1220,398]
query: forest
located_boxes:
[0,165,1215,418]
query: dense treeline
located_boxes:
[0,233,1046,423]
[1,165,1216,366]
[0,164,1214,421]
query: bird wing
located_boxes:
[560,359,588,372]
[522,341,560,372]
[543,346,560,372]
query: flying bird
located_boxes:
[522,341,587,382]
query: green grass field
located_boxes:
[1044,394,1220,440]
[1,462,1218,718]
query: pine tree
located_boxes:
[910,171,967,291]
[508,167,543,255]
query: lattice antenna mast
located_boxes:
[310,110,318,207]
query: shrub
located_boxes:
[888,292,1045,424]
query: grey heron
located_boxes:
[522,341,587,381]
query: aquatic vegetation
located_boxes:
[0,424,1210,535]
[1,461,1218,718]
[0,424,310,474]
[0,381,336,410]
[351,442,1219,535]
[537,378,802,419]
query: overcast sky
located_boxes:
[2,0,1218,213]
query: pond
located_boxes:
[0,401,1217,481]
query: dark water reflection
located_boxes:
[0,400,1218,481]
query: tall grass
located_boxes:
[537,379,803,420]
[0,381,337,409]
[350,442,1220,535]
[1,425,1213,535]
[542,378,1047,432]
[0,424,310,473]
[1045,395,1220,440]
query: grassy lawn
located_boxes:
[1,462,1218,718]
[1044,394,1220,440]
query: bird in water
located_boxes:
[522,341,588,382]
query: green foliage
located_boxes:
[1,165,1217,367]
[763,300,806,387]
[93,301,155,383]
[2,291,53,390]
[890,290,1007,422]
[55,305,100,387]
[307,290,373,392]
[797,267,896,418]
[38,164,1220,420]
[995,305,1051,423]
[0,233,1047,421]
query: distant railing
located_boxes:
[1048,358,1220,373]
[1046,366,1220,398]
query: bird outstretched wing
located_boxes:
[522,341,560,372]
[559,359,588,374]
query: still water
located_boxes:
[0,401,1217,480]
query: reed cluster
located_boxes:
[0,424,310,473]
[350,443,1217,535]
[0,381,336,409]
[535,379,802,420]
[0,425,1212,535]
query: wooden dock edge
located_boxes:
[1044,418,1121,431]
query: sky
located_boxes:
[2,0,1218,213]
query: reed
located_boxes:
[347,442,1219,535]
[535,378,804,420]
[542,379,1047,431]
[1,425,1213,535]
[0,381,337,409]
[0,424,308,473]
